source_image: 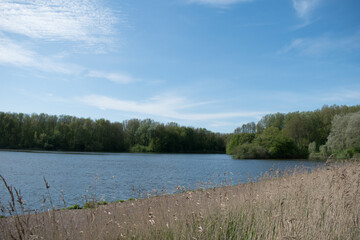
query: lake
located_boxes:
[0,151,323,213]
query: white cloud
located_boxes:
[321,89,360,102]
[0,37,34,66]
[278,32,360,57]
[0,0,118,46]
[188,0,253,7]
[0,37,143,83]
[0,36,82,74]
[87,71,139,84]
[291,0,322,28]
[78,94,265,121]
[18,90,71,103]
[277,38,304,55]
[292,0,321,18]
[208,121,234,128]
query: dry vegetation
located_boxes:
[1,161,359,240]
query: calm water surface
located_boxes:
[0,151,323,213]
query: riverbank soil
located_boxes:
[1,161,359,239]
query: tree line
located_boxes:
[1,104,359,158]
[227,105,360,159]
[0,113,226,153]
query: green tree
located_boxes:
[123,119,140,149]
[326,111,360,152]
[226,133,255,154]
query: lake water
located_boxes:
[0,151,323,213]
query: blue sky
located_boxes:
[0,0,359,133]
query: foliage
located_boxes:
[253,127,301,158]
[319,111,360,159]
[228,105,360,159]
[1,104,359,158]
[0,112,226,153]
[234,122,256,134]
[256,112,285,133]
[67,204,82,210]
[226,133,255,154]
[130,144,152,153]
[232,143,268,159]
[308,144,328,160]
[83,202,96,209]
[326,111,360,152]
[229,126,303,159]
[308,141,317,153]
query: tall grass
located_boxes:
[1,161,359,239]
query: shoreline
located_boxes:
[0,149,322,161]
[0,148,226,155]
[1,161,359,239]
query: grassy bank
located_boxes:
[1,161,359,239]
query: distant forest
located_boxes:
[227,105,360,160]
[0,113,225,153]
[0,104,359,159]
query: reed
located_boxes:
[1,161,359,239]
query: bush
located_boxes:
[130,144,152,153]
[67,204,82,210]
[327,111,360,152]
[308,142,317,153]
[253,127,302,158]
[226,133,256,154]
[319,145,328,155]
[308,152,327,161]
[83,202,96,209]
[232,143,268,159]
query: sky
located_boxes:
[0,0,359,133]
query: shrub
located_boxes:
[130,144,151,153]
[232,143,268,159]
[97,201,107,206]
[83,202,96,209]
[226,133,256,154]
[308,152,327,161]
[327,111,360,152]
[67,204,82,210]
[319,145,328,155]
[308,141,317,153]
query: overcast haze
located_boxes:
[0,0,359,133]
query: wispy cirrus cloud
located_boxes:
[0,0,118,47]
[187,0,253,7]
[292,0,322,28]
[0,1,134,83]
[78,94,266,121]
[0,36,83,74]
[321,89,360,102]
[278,32,360,57]
[0,0,135,84]
[87,71,139,84]
[0,35,143,85]
[0,37,34,67]
[292,0,321,18]
[0,36,142,85]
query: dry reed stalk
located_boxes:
[0,161,359,239]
